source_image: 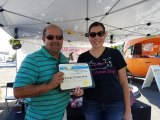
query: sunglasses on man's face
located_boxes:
[89,31,105,38]
[45,35,63,40]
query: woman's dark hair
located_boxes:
[89,22,105,33]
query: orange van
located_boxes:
[123,36,160,77]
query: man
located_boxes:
[13,24,83,120]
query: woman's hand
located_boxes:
[73,87,84,97]
[123,111,132,120]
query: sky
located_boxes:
[0,28,15,55]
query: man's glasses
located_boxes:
[89,31,105,38]
[45,35,63,40]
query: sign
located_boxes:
[59,63,94,90]
[61,47,90,62]
[142,65,160,92]
[61,47,89,54]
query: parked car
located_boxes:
[6,58,14,62]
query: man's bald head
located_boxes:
[43,24,63,37]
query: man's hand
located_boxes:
[48,72,64,89]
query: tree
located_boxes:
[12,53,16,61]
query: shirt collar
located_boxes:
[41,46,68,61]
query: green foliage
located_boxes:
[111,44,124,54]
[12,53,16,61]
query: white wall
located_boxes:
[17,39,42,70]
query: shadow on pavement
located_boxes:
[131,78,160,109]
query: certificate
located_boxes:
[59,63,94,90]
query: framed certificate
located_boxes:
[59,63,94,90]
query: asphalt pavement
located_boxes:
[0,65,160,120]
[130,78,160,120]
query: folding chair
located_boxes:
[4,82,17,117]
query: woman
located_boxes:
[77,22,132,120]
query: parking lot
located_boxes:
[0,65,160,120]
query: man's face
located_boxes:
[42,26,63,55]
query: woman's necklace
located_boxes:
[90,47,105,58]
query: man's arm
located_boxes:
[14,72,64,98]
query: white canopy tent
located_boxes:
[1,0,160,43]
[1,0,160,68]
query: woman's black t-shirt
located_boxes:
[77,47,127,103]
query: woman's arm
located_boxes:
[118,67,132,120]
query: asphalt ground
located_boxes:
[130,78,160,120]
[0,66,160,120]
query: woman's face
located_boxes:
[89,26,106,48]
